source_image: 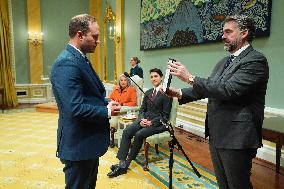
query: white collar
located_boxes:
[131,64,138,69]
[69,43,86,58]
[153,85,161,92]
[231,44,250,57]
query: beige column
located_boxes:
[115,0,124,77]
[27,0,43,84]
[89,0,103,78]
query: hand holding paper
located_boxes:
[168,61,193,83]
[162,58,175,93]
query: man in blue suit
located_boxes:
[51,14,121,189]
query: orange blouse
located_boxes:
[109,86,137,106]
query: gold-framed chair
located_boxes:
[142,97,178,171]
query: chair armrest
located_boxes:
[120,106,140,113]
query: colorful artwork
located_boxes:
[140,0,272,50]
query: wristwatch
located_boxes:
[187,75,195,85]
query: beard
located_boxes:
[81,43,97,54]
[223,36,242,52]
[224,42,237,52]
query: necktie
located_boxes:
[151,89,157,100]
[84,56,90,64]
[224,55,235,68]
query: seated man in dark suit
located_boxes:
[107,68,173,178]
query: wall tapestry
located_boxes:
[140,0,272,50]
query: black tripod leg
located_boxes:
[110,127,116,148]
[176,140,201,178]
[161,119,202,189]
[168,140,175,189]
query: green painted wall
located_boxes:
[10,0,284,109]
[124,0,284,109]
[41,0,89,76]
[11,0,29,84]
[11,0,89,81]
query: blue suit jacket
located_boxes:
[51,44,110,161]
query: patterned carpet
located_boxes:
[0,111,217,189]
[135,146,217,188]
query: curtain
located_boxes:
[0,0,18,108]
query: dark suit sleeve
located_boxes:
[151,95,173,127]
[181,54,269,103]
[52,61,108,120]
[137,90,149,122]
[179,87,205,104]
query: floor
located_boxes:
[173,128,284,189]
[2,104,283,189]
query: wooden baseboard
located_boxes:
[35,102,58,113]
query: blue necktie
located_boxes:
[225,55,235,68]
[84,56,90,64]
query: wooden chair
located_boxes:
[0,86,4,113]
[142,97,178,171]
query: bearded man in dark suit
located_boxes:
[166,15,269,189]
[51,14,121,189]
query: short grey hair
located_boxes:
[225,15,256,43]
[69,14,97,38]
[118,74,131,88]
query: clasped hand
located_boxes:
[140,118,152,127]
[108,101,121,116]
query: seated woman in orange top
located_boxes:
[109,74,137,106]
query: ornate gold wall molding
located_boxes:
[115,0,124,80]
[7,0,16,83]
[103,3,117,82]
[89,0,103,78]
[102,0,124,83]
[27,0,43,84]
[88,0,125,82]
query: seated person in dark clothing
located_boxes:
[129,56,143,79]
[107,68,172,178]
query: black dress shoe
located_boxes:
[107,166,127,178]
[110,164,119,171]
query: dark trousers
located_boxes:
[209,144,257,189]
[60,158,99,189]
[117,120,166,161]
